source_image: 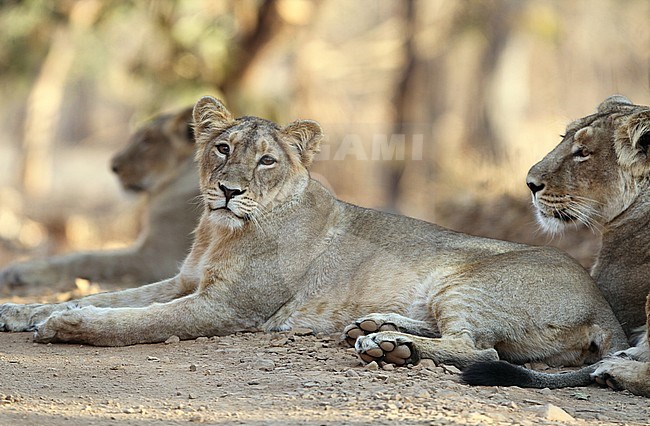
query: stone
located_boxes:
[365,361,379,371]
[440,364,461,375]
[536,404,575,422]
[292,328,314,336]
[254,359,275,371]
[345,369,359,378]
[165,335,180,345]
[417,359,436,369]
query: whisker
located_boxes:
[570,195,605,206]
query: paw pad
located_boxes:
[355,333,414,366]
[342,318,398,347]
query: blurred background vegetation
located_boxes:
[0,0,648,271]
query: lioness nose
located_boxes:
[526,179,545,195]
[110,161,120,174]
[219,183,245,203]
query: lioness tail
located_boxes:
[460,360,596,389]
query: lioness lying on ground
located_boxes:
[0,97,626,373]
[462,95,650,397]
[0,107,200,290]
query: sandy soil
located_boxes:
[0,288,647,426]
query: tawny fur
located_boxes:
[0,108,200,289]
[0,97,626,374]
[464,95,650,397]
[527,96,650,337]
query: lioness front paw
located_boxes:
[0,261,63,290]
[33,307,88,344]
[0,302,59,332]
[355,331,418,366]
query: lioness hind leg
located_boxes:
[592,358,650,397]
[355,331,498,369]
[342,313,439,347]
[591,294,650,397]
[611,335,649,362]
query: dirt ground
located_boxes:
[0,283,647,426]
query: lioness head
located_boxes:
[111,107,195,193]
[526,95,650,233]
[192,96,323,230]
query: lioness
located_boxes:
[0,97,626,374]
[462,95,650,397]
[0,107,199,289]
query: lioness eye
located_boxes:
[573,146,590,158]
[216,144,230,155]
[259,155,276,166]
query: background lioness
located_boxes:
[0,97,626,374]
[463,96,650,397]
[0,108,199,290]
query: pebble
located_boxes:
[195,337,209,343]
[365,361,379,371]
[189,364,197,372]
[345,369,359,378]
[292,328,314,336]
[254,359,276,371]
[416,359,436,369]
[534,404,575,422]
[571,392,590,400]
[146,356,160,362]
[165,335,180,345]
[416,390,432,399]
[440,364,461,375]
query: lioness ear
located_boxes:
[282,120,323,167]
[628,111,650,155]
[192,96,234,141]
[170,106,195,144]
[597,95,632,113]
[615,111,650,174]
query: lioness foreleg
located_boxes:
[355,331,498,369]
[32,291,231,346]
[0,276,194,332]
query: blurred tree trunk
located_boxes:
[20,27,75,198]
[384,0,417,212]
[459,0,519,161]
[221,0,283,102]
[19,1,102,198]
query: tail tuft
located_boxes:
[461,360,535,387]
